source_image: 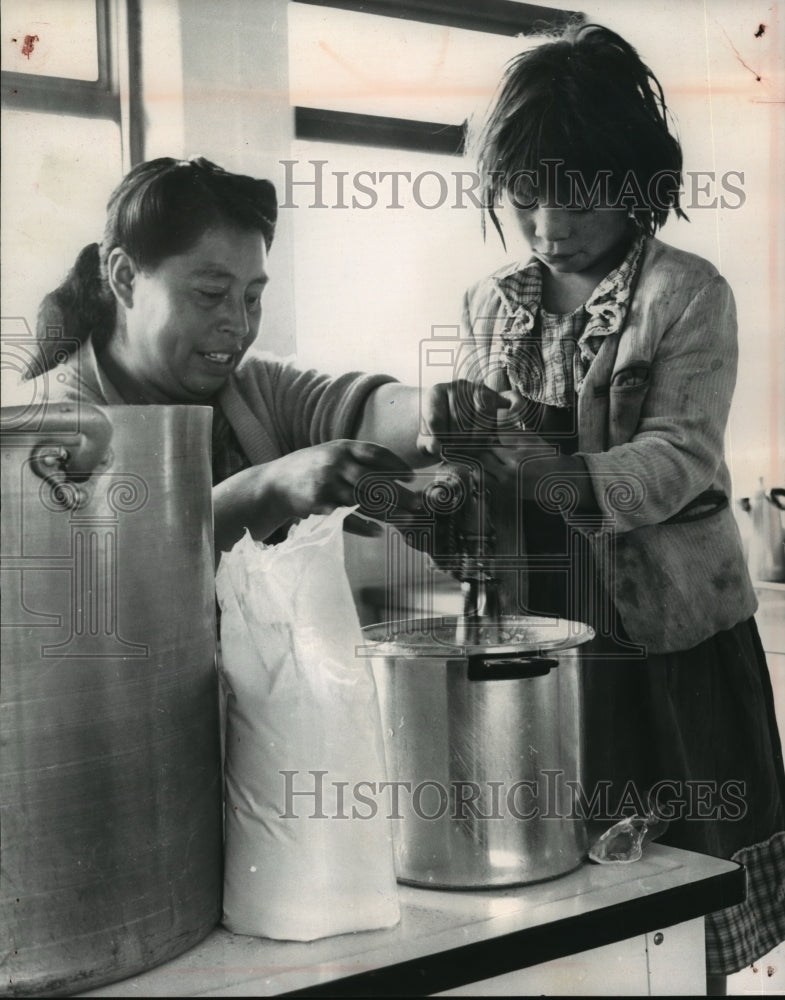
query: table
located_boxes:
[78,844,744,997]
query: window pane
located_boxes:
[289,2,534,126]
[1,111,122,344]
[2,0,100,81]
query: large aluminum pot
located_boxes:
[362,615,593,889]
[1,403,222,997]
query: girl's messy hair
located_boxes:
[472,23,687,243]
[28,157,277,378]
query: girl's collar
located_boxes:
[582,233,647,342]
[493,234,647,338]
[493,234,648,393]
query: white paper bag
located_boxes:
[215,508,400,940]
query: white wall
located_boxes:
[141,0,296,357]
[553,0,785,495]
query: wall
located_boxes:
[141,0,296,357]
[557,0,784,496]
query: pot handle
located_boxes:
[1,402,113,509]
[769,488,785,511]
[467,655,558,681]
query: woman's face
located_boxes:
[119,223,268,403]
[509,203,632,280]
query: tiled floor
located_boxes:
[726,940,785,995]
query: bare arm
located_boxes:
[355,381,512,466]
[213,462,290,554]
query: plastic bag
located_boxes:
[589,813,669,864]
[216,508,400,940]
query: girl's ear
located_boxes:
[106,248,138,309]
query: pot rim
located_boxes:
[361,614,595,658]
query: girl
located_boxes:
[463,23,784,991]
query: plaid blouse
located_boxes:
[495,235,646,407]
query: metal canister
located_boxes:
[1,403,222,997]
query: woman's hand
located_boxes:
[213,440,419,553]
[268,439,418,523]
[417,380,512,459]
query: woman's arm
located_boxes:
[213,462,289,554]
[214,358,509,556]
[354,380,511,466]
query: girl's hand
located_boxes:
[479,432,599,513]
[485,429,555,479]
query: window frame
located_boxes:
[0,0,142,164]
[2,0,116,117]
[290,0,584,154]
[295,107,467,156]
[292,0,581,36]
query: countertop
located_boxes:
[79,844,743,997]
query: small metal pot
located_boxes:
[362,615,594,889]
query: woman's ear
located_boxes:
[106,248,138,309]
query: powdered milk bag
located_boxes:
[216,509,400,940]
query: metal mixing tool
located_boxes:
[423,464,501,644]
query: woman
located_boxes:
[461,23,784,992]
[19,156,507,550]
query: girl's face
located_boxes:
[510,203,632,280]
[118,223,268,403]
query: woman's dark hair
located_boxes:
[30,156,277,376]
[472,23,687,243]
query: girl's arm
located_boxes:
[578,275,737,533]
[488,439,600,513]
